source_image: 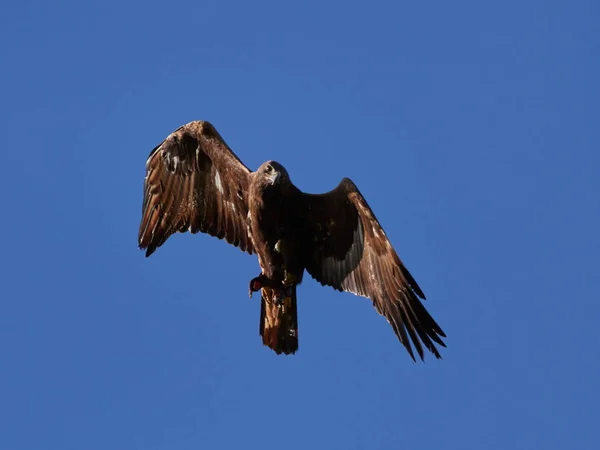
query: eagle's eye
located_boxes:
[265,164,273,173]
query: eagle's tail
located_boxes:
[259,285,298,355]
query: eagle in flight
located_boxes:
[138,121,446,361]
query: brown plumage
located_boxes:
[138,120,447,361]
[259,286,298,355]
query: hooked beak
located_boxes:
[269,171,280,185]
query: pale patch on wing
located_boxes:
[214,171,224,194]
[372,226,380,238]
[247,212,255,251]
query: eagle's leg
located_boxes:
[283,271,300,288]
[273,271,299,305]
[272,288,291,306]
[249,271,297,302]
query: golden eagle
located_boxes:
[138,121,446,361]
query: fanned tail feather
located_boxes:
[259,286,298,355]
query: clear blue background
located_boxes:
[1,1,598,449]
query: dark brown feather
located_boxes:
[259,286,299,355]
[138,121,254,257]
[303,178,446,361]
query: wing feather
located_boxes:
[138,121,254,257]
[304,178,446,361]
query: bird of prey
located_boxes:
[138,120,446,361]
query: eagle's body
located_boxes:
[138,121,447,360]
[247,163,306,284]
[247,164,307,353]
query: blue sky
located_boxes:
[1,0,599,449]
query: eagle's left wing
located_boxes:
[138,121,254,257]
[302,178,446,361]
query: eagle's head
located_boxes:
[257,160,290,187]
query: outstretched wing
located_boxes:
[138,120,254,257]
[303,178,446,361]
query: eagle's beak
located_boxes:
[270,171,280,185]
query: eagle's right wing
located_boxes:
[302,178,446,361]
[138,121,254,257]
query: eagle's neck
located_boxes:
[248,177,301,232]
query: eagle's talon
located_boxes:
[250,279,263,291]
[249,274,280,298]
[249,276,264,298]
